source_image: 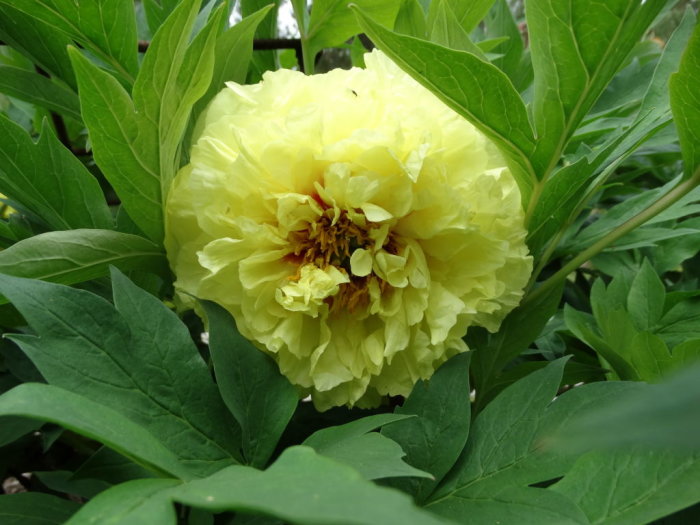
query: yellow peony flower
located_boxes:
[165,51,532,410]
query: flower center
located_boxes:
[286,209,395,313]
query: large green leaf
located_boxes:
[553,363,700,451]
[68,48,162,241]
[484,0,531,92]
[302,413,429,481]
[0,0,138,84]
[203,301,296,469]
[670,13,700,178]
[353,7,537,207]
[0,230,166,304]
[68,1,223,242]
[66,478,180,525]
[469,281,564,410]
[0,492,80,525]
[429,360,643,517]
[0,114,112,231]
[68,447,445,525]
[174,446,446,525]
[526,0,669,176]
[381,352,471,503]
[0,272,242,476]
[132,1,224,204]
[0,4,76,88]
[427,486,588,525]
[552,449,700,525]
[0,383,192,479]
[0,65,81,121]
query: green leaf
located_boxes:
[0,383,192,479]
[0,492,80,525]
[555,363,700,451]
[0,65,81,121]
[470,281,564,409]
[302,413,428,481]
[0,114,112,231]
[526,0,668,176]
[303,413,413,450]
[66,478,180,525]
[192,5,273,128]
[173,446,446,525]
[0,272,242,476]
[429,368,640,522]
[381,352,471,503]
[0,4,76,88]
[485,0,531,92]
[428,486,588,525]
[202,301,296,469]
[433,358,570,499]
[427,0,496,34]
[670,12,700,178]
[394,0,426,38]
[552,449,700,525]
[68,48,162,241]
[639,7,696,125]
[133,1,224,204]
[0,416,40,447]
[0,230,166,304]
[0,0,138,84]
[307,0,400,58]
[626,259,666,331]
[143,0,181,36]
[656,297,700,348]
[309,432,432,481]
[72,447,154,486]
[352,7,537,206]
[627,331,673,382]
[429,0,486,57]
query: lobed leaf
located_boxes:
[203,301,297,469]
[0,114,112,231]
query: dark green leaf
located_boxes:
[470,281,564,408]
[626,259,665,331]
[72,447,154,486]
[353,7,537,205]
[302,413,412,450]
[174,446,446,525]
[0,492,80,525]
[670,12,700,178]
[0,416,40,447]
[554,363,700,451]
[0,384,192,479]
[552,449,700,525]
[0,66,81,121]
[427,486,588,525]
[66,478,180,525]
[382,352,471,502]
[0,230,166,305]
[0,273,241,476]
[202,301,296,468]
[0,115,112,231]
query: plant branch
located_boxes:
[524,165,700,305]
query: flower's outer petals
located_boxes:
[165,50,533,410]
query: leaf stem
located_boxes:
[524,166,700,305]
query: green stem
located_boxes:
[301,37,315,75]
[525,166,700,305]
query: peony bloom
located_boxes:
[165,51,532,410]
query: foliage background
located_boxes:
[0,0,699,524]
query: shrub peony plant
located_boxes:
[166,51,532,409]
